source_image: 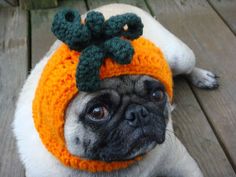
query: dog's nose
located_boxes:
[125,104,149,127]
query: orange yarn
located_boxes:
[32,37,173,172]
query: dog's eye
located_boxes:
[88,104,109,121]
[150,90,164,102]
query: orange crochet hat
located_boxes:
[32,9,173,173]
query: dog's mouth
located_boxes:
[124,136,159,160]
[99,131,165,162]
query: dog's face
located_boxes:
[65,75,170,162]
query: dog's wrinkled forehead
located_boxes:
[69,75,166,115]
[100,75,164,95]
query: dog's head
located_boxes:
[65,75,171,162]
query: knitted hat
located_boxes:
[32,9,173,173]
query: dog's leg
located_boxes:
[186,67,219,89]
[164,46,219,89]
[93,4,219,90]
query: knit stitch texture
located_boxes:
[51,9,143,92]
[33,37,173,173]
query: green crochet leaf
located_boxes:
[51,8,144,92]
[103,37,134,64]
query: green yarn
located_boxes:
[52,9,91,51]
[103,37,134,65]
[103,13,143,40]
[51,9,143,92]
[86,11,105,38]
[76,46,104,92]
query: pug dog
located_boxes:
[13,3,218,177]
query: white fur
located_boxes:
[92,4,196,75]
[13,4,204,177]
[93,4,218,89]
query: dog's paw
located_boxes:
[187,67,219,89]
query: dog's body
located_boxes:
[12,4,215,177]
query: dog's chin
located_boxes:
[124,137,160,160]
[121,128,166,161]
[98,134,165,162]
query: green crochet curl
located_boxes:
[51,8,143,92]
